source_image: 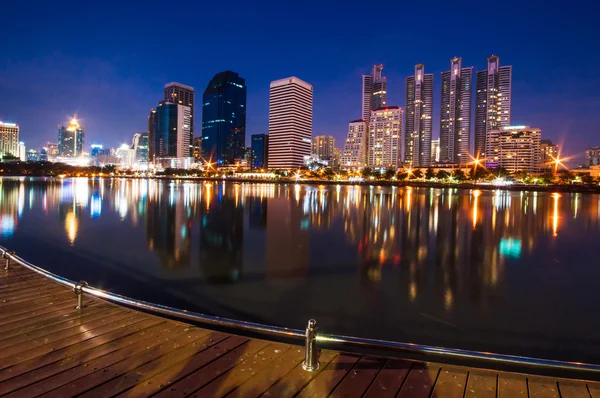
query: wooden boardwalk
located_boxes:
[1,265,599,397]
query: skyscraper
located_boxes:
[0,121,19,158]
[58,116,84,157]
[312,135,335,162]
[361,65,387,122]
[201,71,246,165]
[342,120,368,168]
[440,57,473,164]
[474,55,512,158]
[152,101,191,168]
[164,82,194,141]
[405,64,433,168]
[147,108,156,162]
[367,107,402,168]
[485,126,540,172]
[267,77,313,169]
[251,134,269,169]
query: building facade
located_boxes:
[136,132,149,163]
[58,117,84,157]
[485,126,541,172]
[152,101,192,168]
[164,82,194,140]
[368,106,402,169]
[474,55,512,157]
[361,65,387,122]
[0,121,19,158]
[201,71,246,165]
[405,64,433,168]
[586,147,600,167]
[251,134,269,169]
[540,139,559,171]
[312,135,335,162]
[342,120,368,168]
[431,138,440,163]
[267,77,313,169]
[147,108,157,162]
[440,57,473,164]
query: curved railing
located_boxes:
[2,245,600,377]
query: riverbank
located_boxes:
[2,174,600,194]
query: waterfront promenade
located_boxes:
[1,264,599,397]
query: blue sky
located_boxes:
[1,0,598,164]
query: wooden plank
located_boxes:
[152,338,270,397]
[528,377,559,397]
[0,299,86,329]
[0,301,106,340]
[190,342,291,398]
[559,380,592,398]
[363,359,412,398]
[0,318,168,395]
[396,364,441,398]
[0,309,133,359]
[80,332,232,397]
[295,354,361,398]
[0,291,77,319]
[0,289,72,311]
[260,350,339,398]
[0,306,121,349]
[497,372,528,398]
[0,313,147,370]
[225,346,305,398]
[3,322,193,397]
[465,370,497,398]
[42,326,219,397]
[588,382,600,397]
[0,282,66,301]
[329,356,385,398]
[431,367,468,398]
[0,278,53,293]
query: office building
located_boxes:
[405,64,433,167]
[586,147,600,167]
[485,126,541,172]
[431,138,440,163]
[58,116,84,157]
[332,147,342,167]
[201,71,246,165]
[312,135,335,162]
[39,147,48,162]
[148,108,157,162]
[361,65,387,122]
[342,120,368,168]
[440,57,473,164]
[540,139,559,170]
[18,142,26,161]
[152,101,192,168]
[251,134,268,169]
[46,142,59,160]
[164,82,194,144]
[136,132,149,163]
[368,106,402,169]
[267,77,313,169]
[0,121,19,158]
[475,55,512,157]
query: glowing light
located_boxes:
[65,211,78,245]
[472,190,481,229]
[552,193,560,237]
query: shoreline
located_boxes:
[2,174,599,194]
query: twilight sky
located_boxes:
[1,0,598,164]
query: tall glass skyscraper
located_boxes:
[405,64,433,168]
[58,116,84,157]
[201,71,246,165]
[361,65,387,122]
[251,134,268,169]
[152,101,191,168]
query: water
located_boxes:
[1,177,599,363]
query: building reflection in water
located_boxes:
[2,178,600,314]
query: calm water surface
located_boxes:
[1,177,599,362]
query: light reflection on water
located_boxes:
[1,177,600,362]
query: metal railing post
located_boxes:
[302,319,320,371]
[3,251,15,270]
[73,281,88,310]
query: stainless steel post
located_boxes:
[302,319,320,371]
[3,251,14,270]
[74,281,88,310]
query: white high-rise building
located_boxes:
[485,126,540,172]
[367,106,402,169]
[431,138,440,163]
[342,120,368,168]
[267,77,313,169]
[0,121,19,158]
[440,57,473,164]
[312,135,335,162]
[475,55,512,158]
[361,65,387,122]
[405,64,433,168]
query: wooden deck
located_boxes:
[1,265,598,397]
